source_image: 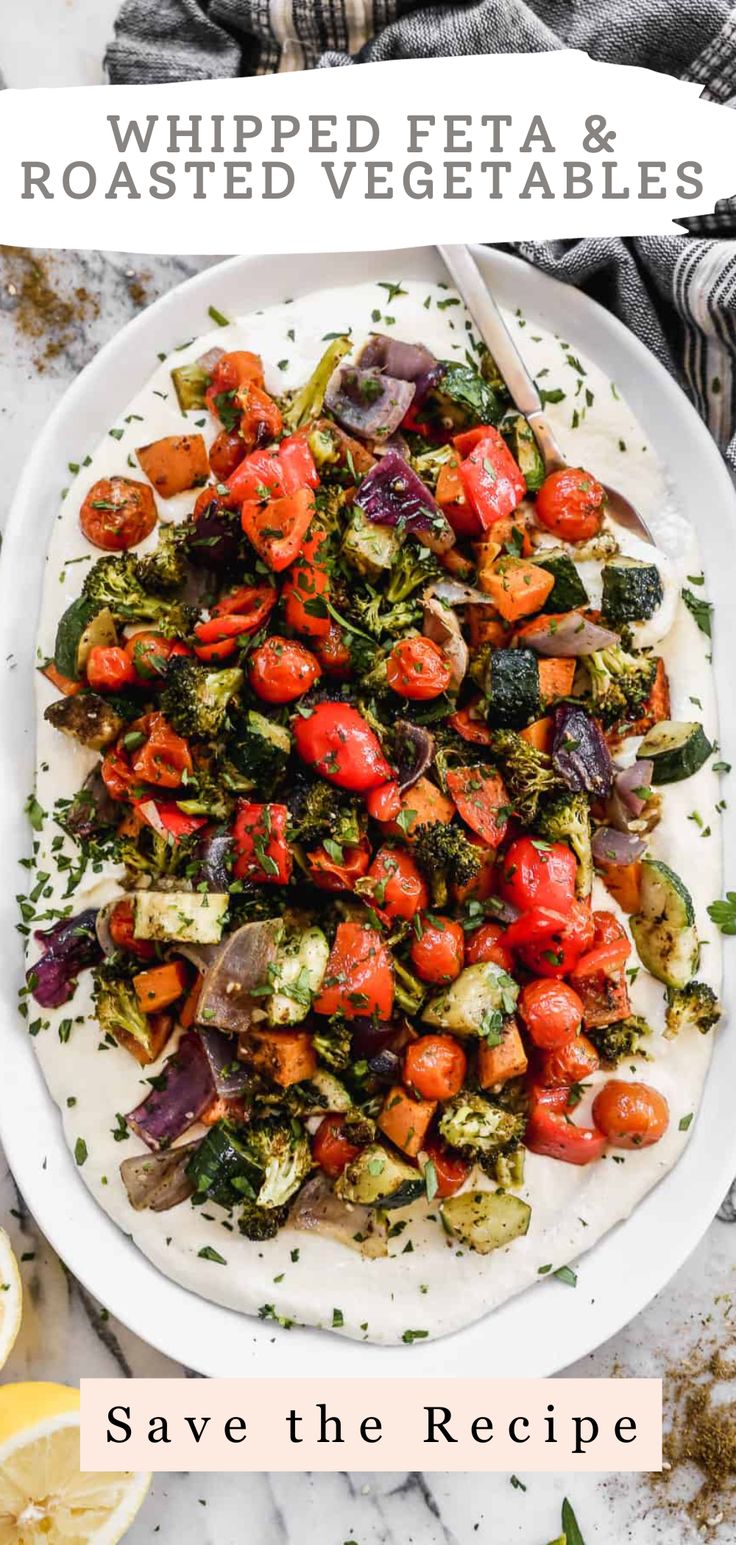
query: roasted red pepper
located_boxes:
[457,427,526,529]
[232,801,292,884]
[313,922,394,1019]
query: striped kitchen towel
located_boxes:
[105,0,736,469]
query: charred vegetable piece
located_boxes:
[601,557,663,624]
[355,448,455,554]
[639,720,713,784]
[485,649,540,727]
[28,910,102,1009]
[531,549,589,613]
[551,704,613,797]
[335,1142,424,1209]
[503,415,545,492]
[44,691,125,751]
[422,360,506,433]
[630,858,699,989]
[440,1189,531,1254]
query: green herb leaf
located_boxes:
[561,1498,586,1545]
[682,587,713,638]
[208,305,230,328]
[198,1245,227,1264]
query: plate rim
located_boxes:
[1,243,734,1378]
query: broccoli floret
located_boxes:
[93,966,154,1057]
[408,442,456,493]
[117,824,195,880]
[385,543,441,604]
[83,553,194,638]
[44,691,125,751]
[287,775,363,849]
[243,1116,312,1208]
[491,728,563,824]
[665,981,721,1038]
[392,958,426,1016]
[238,1199,290,1240]
[160,656,243,740]
[583,645,657,727]
[346,584,422,641]
[439,1092,525,1172]
[224,709,291,795]
[312,1015,352,1071]
[413,821,481,907]
[535,791,593,898]
[135,523,188,593]
[587,1015,651,1066]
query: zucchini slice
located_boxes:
[335,1142,424,1209]
[54,598,117,680]
[341,508,400,580]
[486,648,540,728]
[601,557,663,624]
[639,720,712,784]
[630,858,699,989]
[440,1189,531,1254]
[422,962,519,1037]
[504,415,545,493]
[133,890,229,945]
[531,548,589,613]
[267,927,329,1026]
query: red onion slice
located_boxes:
[356,448,455,554]
[615,760,654,818]
[592,827,647,866]
[324,364,415,439]
[126,1032,215,1152]
[522,613,620,658]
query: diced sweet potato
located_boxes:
[477,1019,528,1088]
[136,434,210,498]
[377,1085,436,1159]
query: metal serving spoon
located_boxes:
[437,243,655,546]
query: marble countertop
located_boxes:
[3,10,736,1543]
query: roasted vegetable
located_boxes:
[135,523,188,593]
[161,657,243,740]
[587,1015,651,1065]
[491,728,562,823]
[438,1092,525,1170]
[82,553,194,638]
[583,646,657,727]
[665,981,721,1037]
[535,791,593,898]
[44,691,125,751]
[413,820,482,907]
[440,1188,531,1253]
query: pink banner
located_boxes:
[80,1378,661,1472]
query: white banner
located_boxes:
[1,51,734,253]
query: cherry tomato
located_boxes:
[404,1034,467,1102]
[86,646,136,693]
[368,846,428,922]
[422,1138,471,1198]
[525,1102,606,1165]
[125,631,189,683]
[538,1033,600,1088]
[313,922,394,1020]
[232,801,292,885]
[205,350,264,419]
[410,916,465,985]
[535,467,606,544]
[236,381,283,451]
[499,836,578,913]
[307,839,371,893]
[519,978,584,1050]
[464,922,513,972]
[365,780,402,824]
[312,1114,362,1179]
[386,637,452,700]
[293,702,393,792]
[130,713,193,790]
[209,427,246,480]
[314,621,351,679]
[107,897,156,960]
[80,476,157,551]
[592,1080,669,1149]
[248,635,321,704]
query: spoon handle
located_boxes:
[437,243,567,471]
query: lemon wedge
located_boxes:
[0,1382,151,1544]
[0,1227,22,1370]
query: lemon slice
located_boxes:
[0,1227,22,1370]
[0,1383,151,1544]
